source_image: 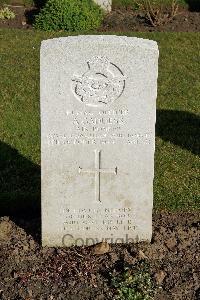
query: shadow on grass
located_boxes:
[156,109,200,156]
[0,141,41,240]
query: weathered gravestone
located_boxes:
[41,35,159,247]
[94,0,112,12]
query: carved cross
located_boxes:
[79,149,117,202]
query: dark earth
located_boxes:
[0,5,200,32]
[101,8,200,32]
[0,212,199,299]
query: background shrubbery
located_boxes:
[34,0,104,31]
[0,7,15,19]
[0,0,198,10]
[113,0,200,11]
[113,0,188,9]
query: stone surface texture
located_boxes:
[41,35,159,247]
[94,0,112,12]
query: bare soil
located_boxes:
[0,212,199,299]
[0,5,37,29]
[100,8,200,32]
[0,5,200,32]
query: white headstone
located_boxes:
[94,0,112,12]
[41,35,159,247]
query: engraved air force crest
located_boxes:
[72,56,125,107]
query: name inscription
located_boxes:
[47,109,153,146]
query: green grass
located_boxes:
[0,29,199,216]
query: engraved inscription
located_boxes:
[63,208,135,232]
[79,149,117,202]
[72,56,125,107]
[47,109,153,146]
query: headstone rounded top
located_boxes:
[41,35,159,52]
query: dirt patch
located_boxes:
[0,212,199,299]
[0,5,38,29]
[0,5,200,31]
[100,8,200,32]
